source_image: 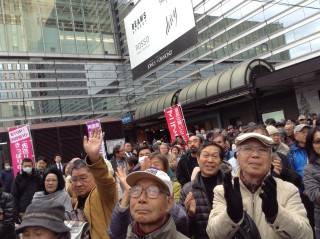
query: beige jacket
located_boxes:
[84,157,118,239]
[206,177,313,239]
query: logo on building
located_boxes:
[131,12,147,34]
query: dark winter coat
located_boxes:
[0,190,16,239]
[11,169,43,213]
[176,152,198,187]
[272,152,303,189]
[0,169,14,193]
[180,171,223,239]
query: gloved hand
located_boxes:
[259,175,278,223]
[224,172,243,223]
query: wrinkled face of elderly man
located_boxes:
[237,138,272,182]
[129,178,173,234]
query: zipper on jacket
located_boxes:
[251,193,255,221]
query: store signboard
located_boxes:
[121,115,132,124]
[124,0,197,79]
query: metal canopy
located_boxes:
[134,90,180,120]
[178,59,274,105]
[134,59,274,120]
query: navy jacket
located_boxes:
[0,169,14,193]
[11,169,43,213]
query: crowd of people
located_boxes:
[0,114,319,238]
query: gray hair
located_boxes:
[70,159,89,176]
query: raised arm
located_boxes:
[83,127,104,164]
[84,127,117,206]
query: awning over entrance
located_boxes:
[134,59,274,121]
[134,90,180,120]
[178,59,274,105]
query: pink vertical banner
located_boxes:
[164,104,189,143]
[8,125,34,177]
[86,119,107,159]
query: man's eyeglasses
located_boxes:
[130,185,168,199]
[71,174,91,184]
[237,145,271,156]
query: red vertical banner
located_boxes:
[8,125,34,177]
[164,104,189,143]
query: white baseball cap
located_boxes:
[126,168,173,196]
[235,132,274,147]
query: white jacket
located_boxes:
[206,177,313,239]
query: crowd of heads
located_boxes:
[1,113,319,239]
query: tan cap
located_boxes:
[298,115,307,121]
[266,125,279,135]
[294,124,311,134]
[235,132,274,147]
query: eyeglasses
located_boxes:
[45,179,58,183]
[297,131,308,135]
[313,139,320,145]
[237,145,270,156]
[130,185,168,199]
[71,174,91,184]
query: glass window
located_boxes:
[290,42,311,59]
[41,3,61,53]
[57,3,77,54]
[22,0,44,52]
[0,92,7,99]
[310,37,320,52]
[72,4,89,54]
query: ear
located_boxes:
[236,151,240,165]
[165,196,174,213]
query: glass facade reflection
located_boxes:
[0,0,116,55]
[0,0,319,126]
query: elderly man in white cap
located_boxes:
[206,132,313,239]
[266,125,289,155]
[125,168,189,239]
